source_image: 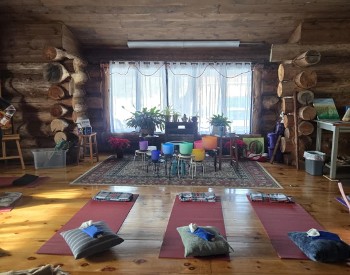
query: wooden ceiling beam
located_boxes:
[270,43,350,62]
[84,47,271,64]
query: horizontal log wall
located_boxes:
[271,20,350,166]
[0,23,82,162]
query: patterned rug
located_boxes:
[71,156,282,189]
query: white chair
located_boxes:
[190,149,206,179]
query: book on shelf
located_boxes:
[178,192,216,202]
[0,192,23,207]
[93,190,133,202]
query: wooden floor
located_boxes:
[0,154,350,274]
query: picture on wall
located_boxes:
[313,98,340,120]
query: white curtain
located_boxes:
[109,61,167,133]
[109,61,252,134]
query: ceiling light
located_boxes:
[127,40,240,48]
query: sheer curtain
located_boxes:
[109,61,252,134]
[109,61,167,133]
[167,62,252,134]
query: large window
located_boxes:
[109,61,252,134]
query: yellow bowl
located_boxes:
[192,149,205,161]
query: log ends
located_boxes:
[293,50,321,67]
[43,62,70,83]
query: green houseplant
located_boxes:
[125,107,166,136]
[163,106,173,122]
[209,113,231,135]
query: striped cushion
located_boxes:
[60,221,124,259]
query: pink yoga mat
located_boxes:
[159,196,228,259]
[248,196,324,259]
[37,195,138,255]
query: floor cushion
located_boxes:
[60,221,124,259]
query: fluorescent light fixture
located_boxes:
[127,40,240,48]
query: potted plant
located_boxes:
[172,110,180,122]
[125,106,165,136]
[163,106,173,122]
[209,113,231,136]
[107,136,130,158]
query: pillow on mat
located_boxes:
[60,221,124,259]
[177,226,231,257]
[288,231,350,263]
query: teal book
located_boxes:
[313,98,340,120]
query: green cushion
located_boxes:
[60,221,124,259]
[177,226,231,257]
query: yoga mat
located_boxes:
[159,196,228,259]
[37,194,138,255]
[0,176,50,188]
[248,196,324,259]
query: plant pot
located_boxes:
[211,126,226,136]
[115,148,124,158]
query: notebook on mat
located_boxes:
[93,190,133,202]
[178,192,216,202]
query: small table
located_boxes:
[315,120,350,180]
[133,150,149,169]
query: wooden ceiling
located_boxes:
[1,0,350,61]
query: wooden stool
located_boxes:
[77,132,99,164]
[1,134,25,169]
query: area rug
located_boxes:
[37,194,138,255]
[71,156,282,188]
[247,196,325,259]
[159,196,229,259]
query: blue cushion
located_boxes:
[288,231,350,262]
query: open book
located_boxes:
[93,190,133,202]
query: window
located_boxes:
[109,61,252,134]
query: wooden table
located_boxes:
[315,120,350,180]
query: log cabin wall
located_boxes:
[270,19,350,166]
[251,63,280,136]
[0,22,82,162]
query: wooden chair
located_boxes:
[0,134,25,169]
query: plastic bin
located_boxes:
[303,151,325,176]
[32,149,67,169]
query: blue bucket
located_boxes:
[162,143,174,155]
